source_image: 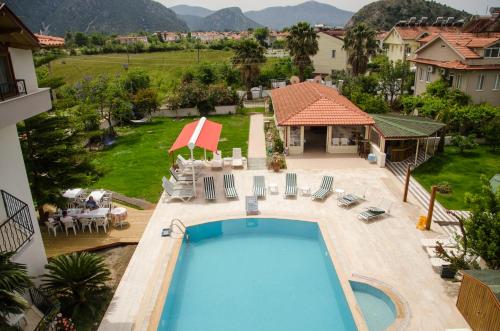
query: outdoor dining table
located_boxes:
[73,208,110,220]
[63,188,84,199]
[110,207,128,229]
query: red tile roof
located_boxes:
[393,26,459,40]
[320,29,345,40]
[35,34,65,47]
[271,82,375,126]
[410,58,500,70]
[416,32,500,59]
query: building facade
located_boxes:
[312,30,348,75]
[411,33,500,106]
[0,4,52,279]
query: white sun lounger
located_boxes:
[162,178,194,202]
[337,191,365,207]
[211,151,223,169]
[312,176,334,200]
[177,154,205,169]
[284,173,298,198]
[232,148,246,168]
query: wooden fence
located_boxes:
[456,273,500,331]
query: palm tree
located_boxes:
[42,252,111,320]
[343,23,378,76]
[285,22,318,82]
[0,252,32,326]
[232,39,266,100]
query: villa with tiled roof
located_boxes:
[35,34,65,48]
[312,29,348,74]
[410,32,500,106]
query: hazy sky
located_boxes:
[160,0,494,15]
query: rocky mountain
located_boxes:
[348,0,470,30]
[170,4,214,17]
[4,0,188,35]
[245,1,354,30]
[192,7,262,32]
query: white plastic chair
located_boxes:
[44,218,60,237]
[211,150,223,169]
[80,218,93,233]
[61,216,77,236]
[232,148,244,168]
[94,217,108,233]
[332,138,340,146]
[340,138,349,146]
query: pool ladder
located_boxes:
[169,218,189,241]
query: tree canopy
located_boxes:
[343,23,378,76]
[285,22,318,82]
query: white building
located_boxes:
[0,4,52,279]
[312,30,348,75]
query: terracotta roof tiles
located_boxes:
[271,82,374,126]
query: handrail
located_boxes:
[169,218,189,241]
[0,190,34,253]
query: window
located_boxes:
[476,74,485,90]
[289,126,301,147]
[484,43,500,58]
[494,74,500,90]
[455,74,462,89]
[0,48,16,98]
[419,68,424,81]
[331,50,336,58]
[426,66,432,83]
[405,46,411,54]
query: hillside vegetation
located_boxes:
[348,0,469,30]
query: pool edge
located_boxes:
[148,217,369,331]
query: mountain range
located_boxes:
[4,0,188,35]
[348,0,470,30]
[178,7,262,32]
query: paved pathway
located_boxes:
[247,113,267,170]
[386,156,464,237]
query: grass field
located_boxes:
[50,50,233,93]
[413,146,499,210]
[90,114,250,203]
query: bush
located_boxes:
[350,91,389,113]
[123,70,150,94]
[451,134,478,153]
[436,182,452,194]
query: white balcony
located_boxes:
[0,87,52,129]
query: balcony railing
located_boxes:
[0,190,34,253]
[0,79,27,101]
[29,288,60,331]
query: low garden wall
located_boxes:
[152,105,237,118]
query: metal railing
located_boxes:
[0,79,27,101]
[0,190,34,253]
[29,288,60,331]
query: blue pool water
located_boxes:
[158,218,357,331]
[350,281,397,331]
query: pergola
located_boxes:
[168,117,222,196]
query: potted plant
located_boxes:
[270,153,284,172]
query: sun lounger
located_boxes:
[130,116,151,124]
[223,173,238,198]
[203,176,216,201]
[177,154,205,169]
[284,173,298,198]
[232,148,246,168]
[312,176,334,200]
[357,206,386,221]
[246,196,259,215]
[162,178,194,202]
[337,192,365,207]
[253,176,266,198]
[211,151,223,169]
[169,167,198,182]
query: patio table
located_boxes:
[110,207,128,229]
[63,188,83,199]
[74,208,109,220]
[86,190,107,202]
[269,183,279,195]
[300,186,311,196]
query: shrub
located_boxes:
[436,182,452,194]
[451,134,478,154]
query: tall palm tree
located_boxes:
[0,252,32,326]
[285,22,318,82]
[343,23,378,76]
[42,252,111,320]
[232,39,266,100]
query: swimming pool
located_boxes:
[158,218,359,331]
[350,281,397,331]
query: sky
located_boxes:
[159,0,495,15]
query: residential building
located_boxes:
[382,24,460,63]
[158,32,181,42]
[410,32,500,106]
[115,35,149,45]
[462,7,500,33]
[35,34,65,48]
[312,30,348,75]
[0,4,52,278]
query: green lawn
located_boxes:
[413,145,500,210]
[50,50,233,93]
[89,115,250,203]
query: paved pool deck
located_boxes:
[99,159,469,331]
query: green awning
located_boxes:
[371,114,445,139]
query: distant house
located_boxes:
[35,34,65,48]
[410,32,500,106]
[115,35,149,45]
[158,32,180,42]
[382,24,460,63]
[311,29,348,75]
[462,7,500,33]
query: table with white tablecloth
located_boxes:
[110,207,128,228]
[73,208,110,220]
